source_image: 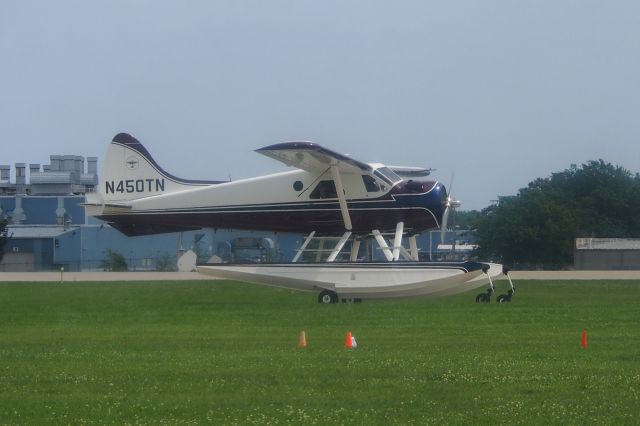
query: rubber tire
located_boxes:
[476,293,491,303]
[318,290,339,304]
[497,294,509,303]
[475,293,486,303]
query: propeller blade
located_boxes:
[440,205,450,243]
[440,172,458,245]
[448,171,455,198]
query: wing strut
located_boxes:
[330,161,353,231]
[373,224,414,262]
[409,235,420,261]
[327,231,353,262]
[372,230,394,261]
[392,222,404,261]
[350,238,361,261]
[292,231,316,263]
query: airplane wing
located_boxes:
[255,141,372,174]
[387,165,433,178]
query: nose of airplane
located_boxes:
[393,180,449,230]
[404,182,448,226]
[427,182,448,225]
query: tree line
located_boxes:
[466,159,640,269]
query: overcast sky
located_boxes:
[1,1,639,210]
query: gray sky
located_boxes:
[2,1,639,210]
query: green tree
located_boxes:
[100,249,128,271]
[474,160,640,269]
[155,252,176,271]
[0,218,8,264]
[453,210,482,230]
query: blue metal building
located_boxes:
[1,195,299,272]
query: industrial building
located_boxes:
[1,155,98,196]
[574,238,640,270]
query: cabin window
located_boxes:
[374,167,402,185]
[310,180,337,199]
[362,175,381,192]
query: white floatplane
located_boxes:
[84,133,514,303]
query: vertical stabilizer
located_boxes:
[99,133,222,203]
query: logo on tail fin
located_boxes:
[126,156,140,170]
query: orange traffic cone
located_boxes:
[345,331,354,349]
[581,329,587,349]
[299,330,307,348]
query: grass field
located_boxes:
[1,279,639,425]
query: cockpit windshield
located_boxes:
[373,167,402,185]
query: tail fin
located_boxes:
[100,133,222,202]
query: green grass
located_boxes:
[1,280,639,425]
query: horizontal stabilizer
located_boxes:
[81,202,131,209]
[110,222,202,237]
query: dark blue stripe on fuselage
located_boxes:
[200,261,487,274]
[118,183,445,216]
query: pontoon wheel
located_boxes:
[496,288,515,303]
[318,290,338,304]
[497,294,509,303]
[475,292,491,303]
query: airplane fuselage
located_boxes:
[95,169,446,236]
[84,133,448,236]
